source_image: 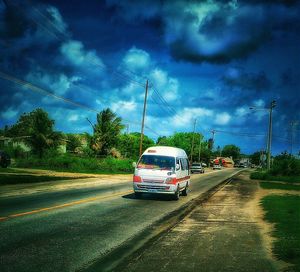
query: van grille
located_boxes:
[137,185,168,191]
[142,179,164,183]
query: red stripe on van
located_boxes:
[177,176,190,182]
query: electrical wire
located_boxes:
[0,70,161,137]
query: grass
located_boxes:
[260,182,300,191]
[251,171,300,184]
[0,168,29,174]
[14,155,134,174]
[0,174,86,185]
[261,195,300,272]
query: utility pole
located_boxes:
[198,134,202,162]
[266,100,276,170]
[290,121,299,155]
[190,119,197,163]
[139,79,149,157]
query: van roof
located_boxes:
[143,146,188,157]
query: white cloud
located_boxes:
[172,107,214,127]
[60,40,104,68]
[1,107,18,120]
[46,6,68,33]
[235,107,248,117]
[150,68,179,102]
[68,114,79,122]
[111,100,137,113]
[122,47,151,72]
[215,112,231,125]
[253,99,265,108]
[26,71,80,95]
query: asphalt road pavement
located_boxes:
[0,168,240,272]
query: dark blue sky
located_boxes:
[0,0,299,155]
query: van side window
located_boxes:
[185,159,189,170]
[180,158,187,170]
[176,158,181,170]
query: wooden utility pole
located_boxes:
[190,119,197,163]
[266,100,276,170]
[290,121,299,155]
[139,80,149,157]
[198,134,202,162]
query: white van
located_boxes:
[133,146,190,200]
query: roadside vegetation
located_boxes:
[251,153,300,183]
[0,174,85,186]
[261,195,300,272]
[1,107,246,177]
[259,181,300,191]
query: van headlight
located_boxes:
[165,177,177,184]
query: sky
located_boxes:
[0,0,299,155]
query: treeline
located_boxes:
[1,107,243,164]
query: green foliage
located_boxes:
[259,181,300,191]
[3,145,27,159]
[156,132,209,162]
[270,153,300,176]
[5,108,64,158]
[250,171,300,183]
[0,174,83,185]
[221,144,241,160]
[15,154,134,174]
[117,132,155,160]
[261,195,300,271]
[66,134,82,152]
[250,151,262,165]
[91,108,125,155]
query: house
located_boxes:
[0,136,67,154]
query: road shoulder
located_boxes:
[118,171,278,272]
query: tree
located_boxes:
[66,134,82,153]
[7,108,64,158]
[221,144,241,161]
[154,132,209,162]
[250,151,262,165]
[117,132,155,159]
[91,108,124,155]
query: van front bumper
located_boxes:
[133,183,176,194]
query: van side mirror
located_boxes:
[132,162,137,168]
[176,163,180,171]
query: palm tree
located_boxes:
[92,108,124,155]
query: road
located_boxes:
[0,168,240,272]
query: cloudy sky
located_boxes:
[0,0,299,154]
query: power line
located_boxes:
[6,0,146,89]
[0,70,161,137]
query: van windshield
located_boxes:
[137,155,175,170]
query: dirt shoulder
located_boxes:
[118,171,281,272]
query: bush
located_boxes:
[14,154,134,174]
[3,145,27,159]
[270,153,300,176]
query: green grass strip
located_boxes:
[251,172,300,184]
[260,182,300,191]
[0,174,90,185]
[261,195,300,272]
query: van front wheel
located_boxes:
[173,187,180,200]
[182,185,188,196]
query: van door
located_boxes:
[177,158,188,190]
[180,158,189,188]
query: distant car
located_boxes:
[213,164,222,170]
[0,150,11,168]
[201,162,207,167]
[190,163,205,174]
